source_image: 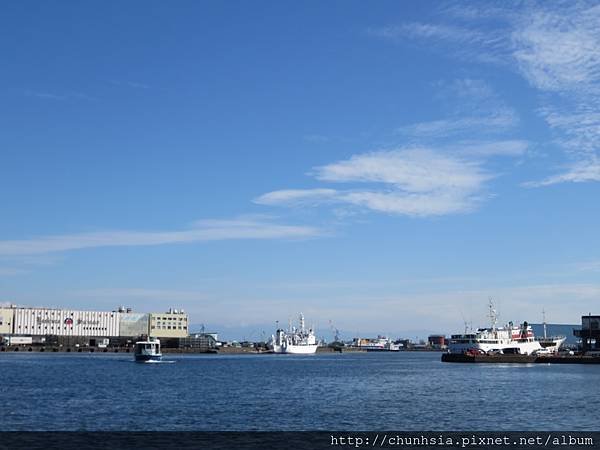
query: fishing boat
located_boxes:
[134,337,162,362]
[270,313,319,354]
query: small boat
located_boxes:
[134,337,162,362]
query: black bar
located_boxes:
[0,432,598,450]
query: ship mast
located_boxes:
[542,309,547,340]
[488,298,497,332]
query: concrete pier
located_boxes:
[442,353,600,364]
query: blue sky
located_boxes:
[1,1,599,338]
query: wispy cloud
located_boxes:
[369,22,505,52]
[523,156,600,187]
[24,90,96,101]
[368,21,511,64]
[398,112,517,138]
[256,142,524,217]
[110,80,151,89]
[510,3,600,185]
[511,5,600,93]
[374,3,600,187]
[0,217,322,256]
[397,78,520,142]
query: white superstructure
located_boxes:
[535,310,566,353]
[270,313,319,354]
[448,301,544,355]
[134,337,162,362]
[353,336,400,351]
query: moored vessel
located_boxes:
[134,337,162,362]
[448,301,544,356]
[352,336,400,351]
[535,310,566,353]
[270,313,318,354]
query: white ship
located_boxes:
[448,301,544,355]
[535,310,566,353]
[270,313,319,354]
[353,336,400,351]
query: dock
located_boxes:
[442,353,600,364]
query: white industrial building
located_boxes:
[13,308,120,337]
[1,305,189,339]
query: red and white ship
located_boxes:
[448,301,560,355]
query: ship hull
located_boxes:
[272,344,318,354]
[449,340,542,355]
[537,336,566,352]
[134,353,163,363]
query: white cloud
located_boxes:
[510,4,600,185]
[452,140,528,157]
[369,21,510,64]
[523,156,600,187]
[372,4,600,187]
[512,5,600,92]
[397,112,517,138]
[24,90,96,101]
[312,148,488,191]
[370,22,503,51]
[397,79,519,140]
[339,190,483,217]
[254,189,338,206]
[255,145,523,217]
[0,217,322,256]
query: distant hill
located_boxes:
[531,323,580,346]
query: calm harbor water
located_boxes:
[2,352,598,431]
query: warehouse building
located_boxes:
[149,309,188,338]
[0,307,14,334]
[13,307,120,337]
[0,305,190,340]
[574,314,600,354]
[119,312,150,337]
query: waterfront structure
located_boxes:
[120,312,150,337]
[148,309,188,338]
[0,307,14,334]
[573,315,600,354]
[0,305,189,341]
[428,335,446,348]
[12,307,120,337]
[174,333,218,351]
